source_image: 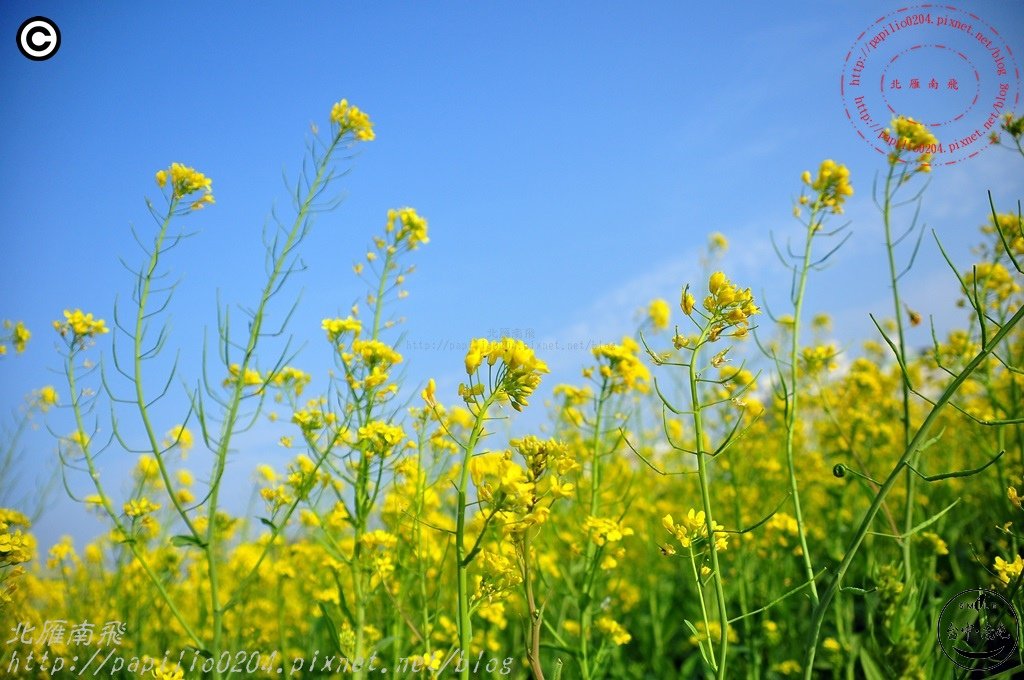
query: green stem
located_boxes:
[880,164,916,584]
[785,211,822,606]
[131,198,202,540]
[206,133,342,678]
[455,390,497,680]
[65,350,203,648]
[689,333,729,680]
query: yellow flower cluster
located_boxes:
[801,344,839,374]
[53,309,109,340]
[0,320,30,355]
[387,207,430,250]
[463,338,548,411]
[886,116,938,172]
[583,516,635,546]
[597,616,632,645]
[474,550,522,603]
[709,231,729,252]
[662,509,728,551]
[357,420,405,457]
[801,159,854,214]
[322,316,362,343]
[155,162,214,209]
[343,339,403,393]
[512,435,577,484]
[224,362,263,389]
[983,212,1024,257]
[35,385,59,411]
[330,98,375,142]
[994,555,1024,585]
[647,298,670,331]
[124,498,160,518]
[703,272,759,340]
[67,430,90,450]
[350,339,403,368]
[269,366,312,396]
[0,509,35,566]
[965,261,1021,305]
[592,337,650,393]
[291,397,338,434]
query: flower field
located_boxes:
[2,101,1024,680]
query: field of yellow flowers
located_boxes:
[2,100,1024,680]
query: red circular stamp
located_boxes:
[841,5,1020,166]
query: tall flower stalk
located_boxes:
[656,272,760,679]
[773,160,854,606]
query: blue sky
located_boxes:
[2,1,1022,547]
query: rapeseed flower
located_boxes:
[330,98,375,141]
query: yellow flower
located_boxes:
[386,207,430,249]
[823,637,842,654]
[35,385,59,411]
[709,232,729,251]
[647,298,671,331]
[322,316,362,343]
[701,272,759,338]
[157,162,214,208]
[67,430,90,450]
[772,660,802,676]
[584,516,634,546]
[124,498,160,518]
[1010,486,1023,509]
[919,531,949,556]
[462,338,548,411]
[994,555,1024,585]
[0,529,35,565]
[885,116,938,171]
[806,159,854,214]
[597,616,632,645]
[224,363,263,388]
[421,378,437,407]
[330,98,375,141]
[357,421,405,456]
[592,337,650,393]
[680,285,696,316]
[53,309,109,340]
[10,321,30,353]
[165,425,194,454]
[663,509,728,550]
[134,455,160,481]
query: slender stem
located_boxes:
[784,211,822,606]
[522,534,546,680]
[130,199,202,539]
[455,390,497,680]
[66,350,203,648]
[689,544,716,669]
[206,134,341,678]
[880,164,916,583]
[689,333,729,680]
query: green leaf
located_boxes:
[859,649,887,680]
[170,534,207,549]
